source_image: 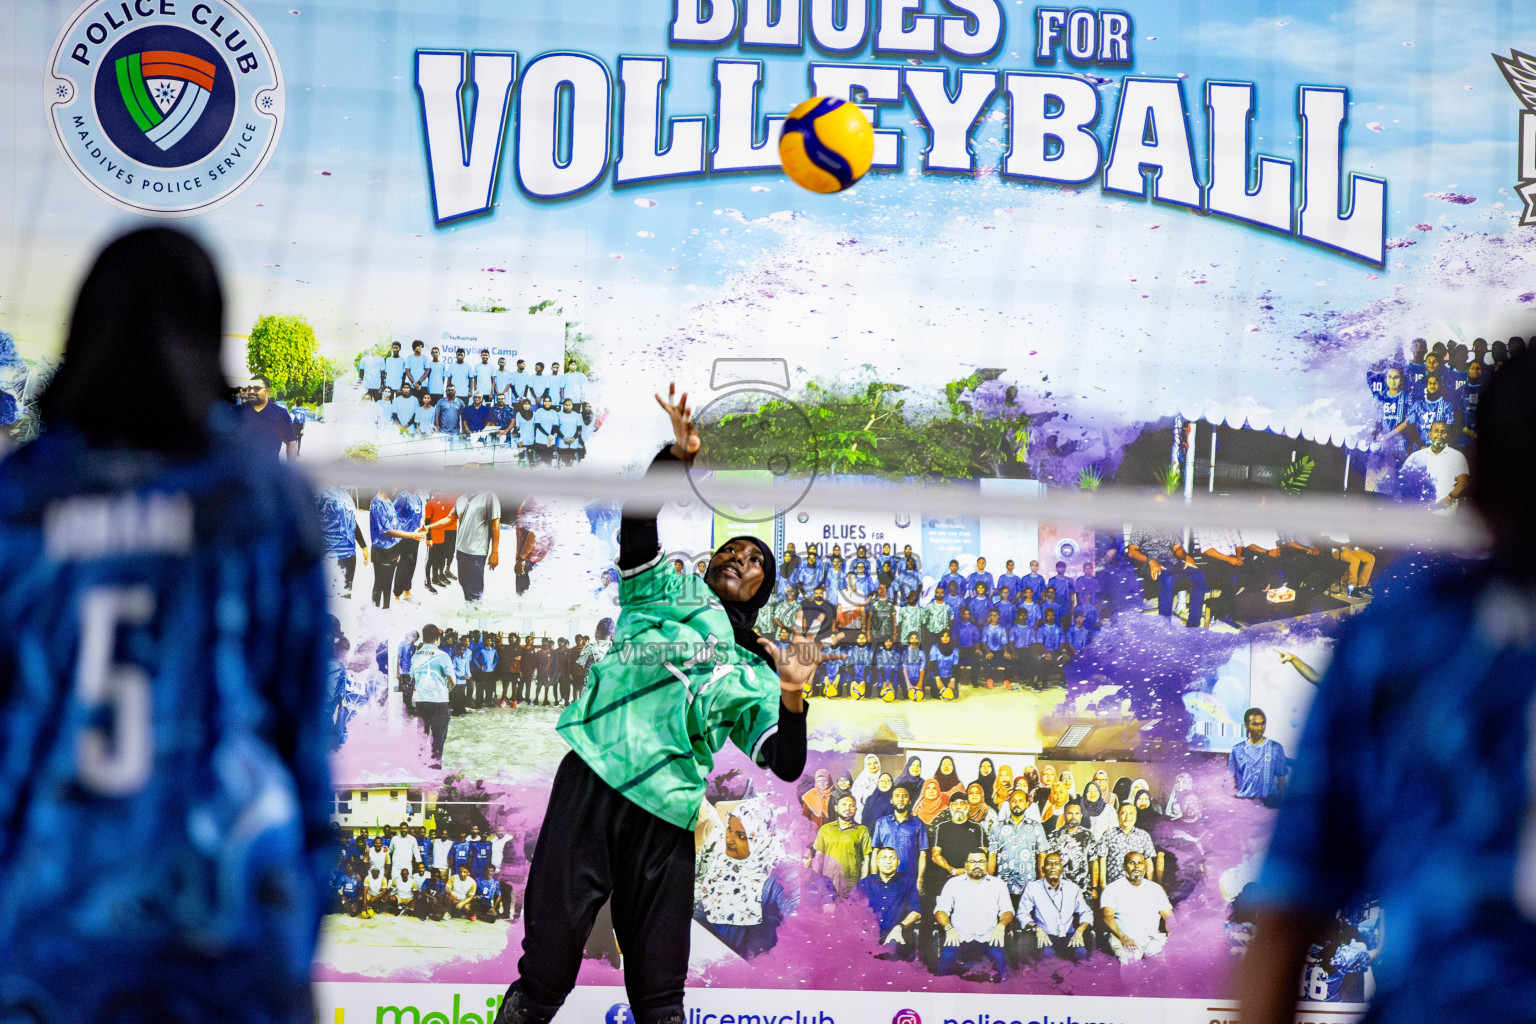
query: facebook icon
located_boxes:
[606,1004,632,1024]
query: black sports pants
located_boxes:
[418,700,451,760]
[393,539,420,597]
[509,752,694,1024]
[372,545,401,608]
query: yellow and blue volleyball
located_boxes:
[779,96,875,194]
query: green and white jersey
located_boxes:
[557,553,782,830]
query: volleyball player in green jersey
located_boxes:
[497,385,842,1024]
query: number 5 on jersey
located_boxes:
[75,586,156,796]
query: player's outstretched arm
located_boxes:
[616,383,699,575]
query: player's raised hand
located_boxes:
[655,382,700,462]
[756,610,846,694]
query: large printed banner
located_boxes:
[4,0,1532,1020]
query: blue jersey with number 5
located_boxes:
[0,420,333,1023]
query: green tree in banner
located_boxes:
[699,372,1031,481]
[247,314,336,404]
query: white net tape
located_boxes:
[306,459,1486,551]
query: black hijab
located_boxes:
[861,774,895,829]
[41,228,226,454]
[974,759,998,804]
[893,756,924,800]
[714,534,777,669]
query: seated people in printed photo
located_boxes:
[363,867,388,918]
[450,865,480,919]
[934,851,1014,981]
[857,846,922,960]
[476,867,505,922]
[1400,419,1469,513]
[416,868,448,921]
[1094,803,1158,887]
[337,863,365,917]
[1020,851,1093,963]
[925,791,993,918]
[1100,851,1173,963]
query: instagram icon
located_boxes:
[893,1011,921,1024]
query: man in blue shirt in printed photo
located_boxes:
[337,864,366,917]
[393,490,426,603]
[447,348,473,398]
[390,383,422,434]
[397,630,419,711]
[965,581,992,627]
[237,375,298,460]
[966,556,994,596]
[1074,561,1101,626]
[409,623,457,767]
[857,846,921,961]
[488,393,516,446]
[434,384,466,439]
[476,867,504,922]
[406,339,429,391]
[473,348,494,399]
[529,361,552,404]
[560,360,587,406]
[383,340,406,393]
[546,361,564,405]
[996,559,1021,600]
[1404,336,1429,397]
[464,393,494,439]
[1020,560,1046,603]
[1411,372,1457,443]
[469,826,493,877]
[427,345,447,399]
[491,356,511,400]
[1229,707,1287,806]
[316,485,368,599]
[1019,851,1092,964]
[508,358,532,404]
[1049,561,1075,611]
[450,832,473,877]
[991,586,1016,629]
[360,349,385,399]
[871,783,929,893]
[1460,357,1485,446]
[1065,609,1094,653]
[473,637,499,707]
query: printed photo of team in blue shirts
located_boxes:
[1366,335,1516,507]
[357,341,591,465]
[752,543,1102,701]
[331,822,514,925]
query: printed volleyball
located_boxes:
[778,97,875,194]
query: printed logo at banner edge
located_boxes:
[43,0,284,217]
[892,1010,920,1024]
[1495,49,1536,227]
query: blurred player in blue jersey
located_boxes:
[0,229,332,1023]
[1239,349,1536,1024]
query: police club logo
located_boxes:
[46,0,283,216]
